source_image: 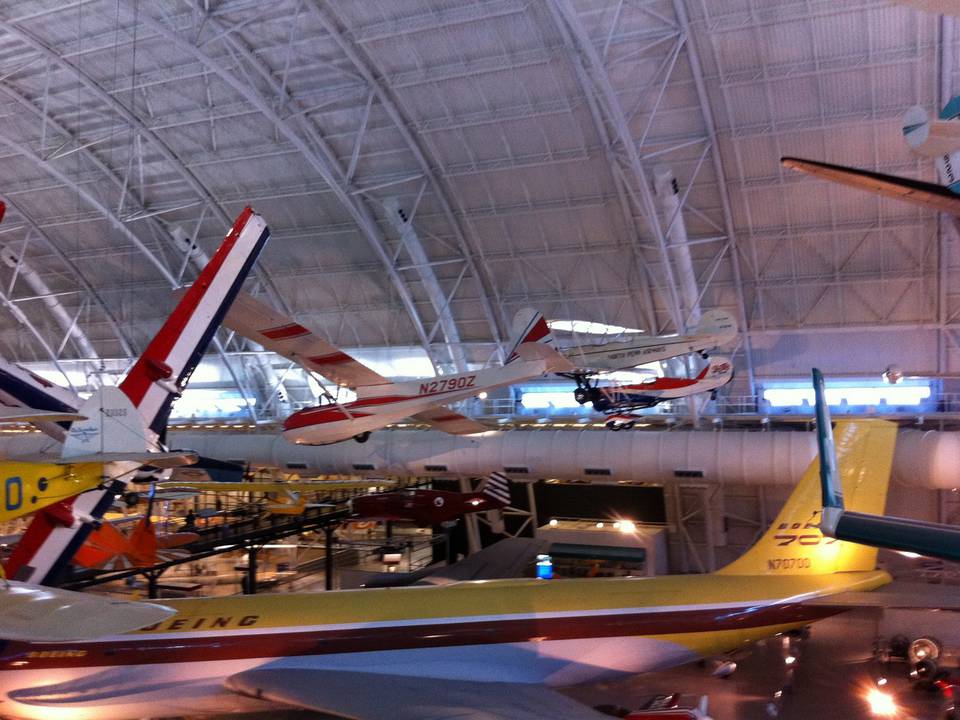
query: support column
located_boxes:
[324,524,335,591]
[246,544,258,595]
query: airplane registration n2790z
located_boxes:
[222,298,573,445]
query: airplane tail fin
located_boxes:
[6,207,269,586]
[716,411,897,576]
[480,471,512,507]
[691,309,737,343]
[120,206,270,437]
[505,309,554,364]
[60,387,149,460]
[505,309,574,372]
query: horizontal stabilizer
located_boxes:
[781,156,960,215]
[59,451,200,468]
[411,406,488,435]
[0,407,86,423]
[515,341,575,372]
[0,580,174,641]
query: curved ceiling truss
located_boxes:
[0,0,945,411]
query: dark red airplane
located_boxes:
[350,473,511,526]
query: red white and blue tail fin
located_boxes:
[6,207,270,586]
[121,207,270,437]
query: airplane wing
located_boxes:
[1,580,174,642]
[223,292,387,389]
[0,407,86,423]
[156,480,396,493]
[805,581,960,611]
[59,451,199,467]
[226,669,610,720]
[411,406,488,435]
[781,156,960,215]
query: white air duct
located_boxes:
[0,246,98,359]
[157,428,960,490]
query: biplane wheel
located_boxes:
[574,387,588,404]
[354,431,371,444]
[606,420,620,431]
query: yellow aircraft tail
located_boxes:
[716,419,897,576]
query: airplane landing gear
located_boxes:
[605,415,636,431]
[574,387,589,404]
[353,431,371,443]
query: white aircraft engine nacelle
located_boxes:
[903,105,960,158]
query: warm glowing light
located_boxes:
[877,677,887,687]
[896,551,921,559]
[865,688,897,716]
[477,391,488,400]
[784,655,796,665]
[618,520,637,534]
[596,522,604,528]
[549,519,559,527]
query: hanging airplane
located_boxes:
[222,297,574,445]
[350,472,512,526]
[559,309,737,377]
[0,408,903,719]
[3,206,271,587]
[580,356,735,430]
[782,95,960,215]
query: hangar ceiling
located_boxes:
[0,0,948,406]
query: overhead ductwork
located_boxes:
[157,428,960,490]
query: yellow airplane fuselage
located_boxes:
[0,461,104,523]
[0,568,889,720]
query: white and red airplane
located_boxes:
[222,297,574,445]
[559,309,737,374]
[580,355,734,430]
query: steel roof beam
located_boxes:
[672,0,756,396]
[0,17,290,315]
[135,5,448,370]
[0,195,133,359]
[548,0,682,334]
[310,1,507,360]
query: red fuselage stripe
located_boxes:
[0,603,841,671]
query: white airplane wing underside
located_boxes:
[226,669,609,720]
[223,292,387,389]
[0,580,174,642]
[410,406,489,435]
